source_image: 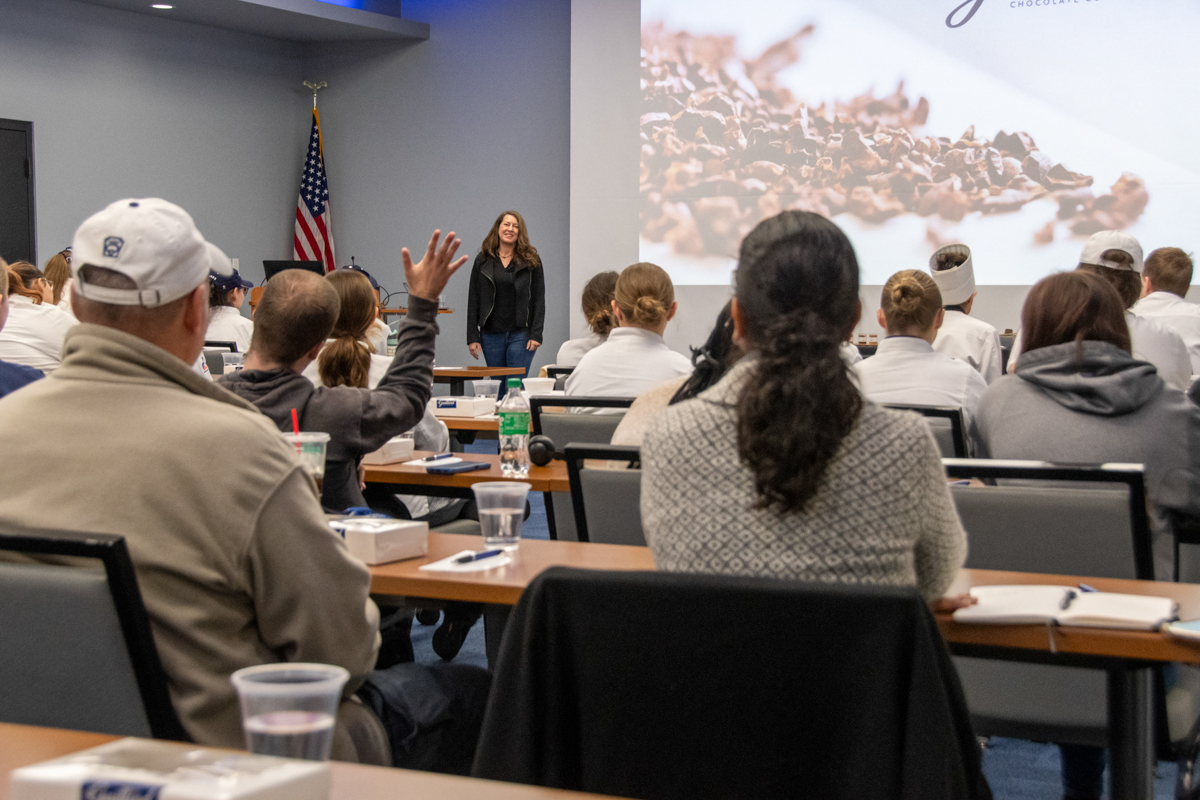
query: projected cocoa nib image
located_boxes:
[640,24,1149,257]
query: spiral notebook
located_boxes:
[952,585,1177,631]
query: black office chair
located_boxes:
[473,568,990,799]
[0,525,189,740]
[545,366,574,391]
[530,396,634,541]
[884,404,968,458]
[203,340,238,352]
[563,443,642,545]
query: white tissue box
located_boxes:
[11,738,330,800]
[360,436,415,465]
[428,396,495,417]
[329,518,428,565]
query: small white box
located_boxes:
[11,738,330,800]
[360,435,415,465]
[329,518,428,565]
[428,396,495,417]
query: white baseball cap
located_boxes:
[1078,230,1143,272]
[928,244,975,306]
[71,198,232,308]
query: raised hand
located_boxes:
[402,229,468,302]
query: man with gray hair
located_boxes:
[0,198,487,772]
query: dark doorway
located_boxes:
[0,119,36,266]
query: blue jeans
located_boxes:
[479,330,535,395]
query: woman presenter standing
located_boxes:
[467,211,545,382]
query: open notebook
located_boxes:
[952,585,1177,631]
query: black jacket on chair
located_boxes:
[466,253,545,345]
[472,568,990,800]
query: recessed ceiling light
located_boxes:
[151,4,174,8]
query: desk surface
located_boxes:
[363,451,568,493]
[369,534,1200,665]
[0,724,619,800]
[380,307,454,315]
[433,367,526,380]
[436,413,500,432]
[370,532,653,604]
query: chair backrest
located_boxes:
[474,568,988,799]
[530,396,633,442]
[563,444,643,545]
[884,404,967,458]
[202,349,227,376]
[204,340,238,353]
[0,527,189,741]
[941,459,1152,746]
[545,366,574,380]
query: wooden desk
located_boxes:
[433,367,526,396]
[0,723,619,800]
[379,307,454,323]
[363,451,569,497]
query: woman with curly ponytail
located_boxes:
[641,211,966,600]
[556,271,618,367]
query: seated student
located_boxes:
[0,260,44,397]
[564,262,692,399]
[205,266,254,353]
[853,270,987,437]
[0,199,487,770]
[220,246,463,513]
[43,248,74,313]
[556,271,618,367]
[928,244,1003,383]
[1132,247,1200,375]
[298,269,467,527]
[642,211,966,600]
[973,269,1200,800]
[612,301,736,447]
[341,262,390,355]
[0,261,77,373]
[1008,231,1191,392]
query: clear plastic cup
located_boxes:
[472,481,530,551]
[222,352,245,372]
[230,663,349,761]
[473,379,500,399]
[281,432,331,479]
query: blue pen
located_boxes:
[1078,583,1098,593]
[422,453,454,462]
[454,549,503,564]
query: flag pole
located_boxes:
[302,80,327,109]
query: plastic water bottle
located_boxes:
[498,378,530,477]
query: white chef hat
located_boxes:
[928,244,975,306]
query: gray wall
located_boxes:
[305,0,571,371]
[0,0,309,293]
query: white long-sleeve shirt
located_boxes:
[565,326,693,399]
[853,336,988,434]
[0,295,76,373]
[1132,291,1200,376]
[205,305,253,354]
[931,309,1003,384]
[556,331,607,367]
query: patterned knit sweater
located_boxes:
[641,360,967,599]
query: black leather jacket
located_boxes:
[466,252,546,344]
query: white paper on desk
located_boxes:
[401,456,463,467]
[953,585,1074,625]
[419,550,513,572]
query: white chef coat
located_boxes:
[556,331,607,368]
[205,305,253,354]
[366,319,390,356]
[1007,311,1192,392]
[853,336,988,434]
[1132,292,1200,375]
[565,327,693,400]
[840,342,863,365]
[931,309,1003,384]
[0,295,76,373]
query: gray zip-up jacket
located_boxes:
[972,340,1200,579]
[219,296,438,511]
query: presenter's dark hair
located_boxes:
[734,211,861,514]
[481,210,541,268]
[1022,271,1130,357]
[670,300,737,405]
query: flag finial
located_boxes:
[302,80,328,109]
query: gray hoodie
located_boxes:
[219,297,438,511]
[972,340,1200,579]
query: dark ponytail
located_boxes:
[734,211,862,514]
[670,300,738,405]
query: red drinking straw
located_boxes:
[291,408,300,435]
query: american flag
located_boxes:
[293,107,335,271]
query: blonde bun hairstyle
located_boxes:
[880,270,942,334]
[614,262,674,329]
